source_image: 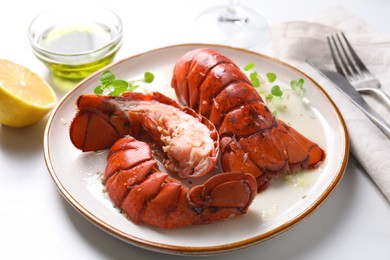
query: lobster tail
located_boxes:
[172,48,326,191]
[69,92,220,178]
[104,136,257,229]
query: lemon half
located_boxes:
[0,59,57,127]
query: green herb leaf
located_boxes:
[290,78,304,91]
[290,80,298,90]
[249,71,257,81]
[94,85,105,94]
[100,70,115,85]
[249,72,260,88]
[109,89,121,96]
[94,70,155,96]
[290,78,305,96]
[244,63,255,71]
[266,93,273,101]
[108,80,128,96]
[271,85,283,96]
[112,80,128,93]
[266,72,277,83]
[252,78,260,88]
[127,84,140,92]
[144,72,155,83]
[242,62,307,119]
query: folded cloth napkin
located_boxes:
[269,6,390,201]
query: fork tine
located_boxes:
[340,32,368,72]
[327,36,345,76]
[327,35,353,78]
[336,33,360,75]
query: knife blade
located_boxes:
[307,60,390,139]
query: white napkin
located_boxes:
[268,6,390,201]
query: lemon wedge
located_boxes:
[0,59,57,127]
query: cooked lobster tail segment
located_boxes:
[69,92,220,178]
[105,136,257,229]
[69,94,131,152]
[69,91,258,228]
[172,48,325,191]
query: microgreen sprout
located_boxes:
[249,71,261,88]
[244,63,255,71]
[290,78,305,96]
[266,72,277,83]
[271,85,283,96]
[244,63,262,89]
[244,63,305,117]
[94,70,155,96]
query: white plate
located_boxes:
[44,44,348,256]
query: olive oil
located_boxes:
[38,23,112,53]
[35,23,121,80]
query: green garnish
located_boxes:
[244,63,305,117]
[249,71,261,88]
[94,70,155,96]
[144,72,155,83]
[244,63,256,71]
[271,85,283,97]
[266,72,277,83]
[290,78,305,96]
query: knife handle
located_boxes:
[358,87,390,110]
[353,99,390,139]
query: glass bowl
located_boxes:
[28,7,122,89]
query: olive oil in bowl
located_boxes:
[28,7,122,89]
[36,23,120,79]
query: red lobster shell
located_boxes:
[70,91,219,178]
[105,135,256,228]
[69,91,257,228]
[171,48,326,191]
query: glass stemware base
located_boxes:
[194,4,269,50]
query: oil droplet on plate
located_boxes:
[261,205,279,221]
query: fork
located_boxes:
[327,32,390,108]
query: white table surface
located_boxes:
[1,0,390,259]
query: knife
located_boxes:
[307,60,390,139]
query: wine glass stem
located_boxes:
[219,0,248,24]
[229,0,240,8]
[227,0,242,15]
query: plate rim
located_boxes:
[43,43,349,256]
